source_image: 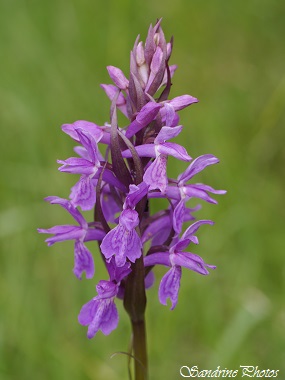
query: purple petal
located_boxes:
[44,196,87,227]
[57,158,96,175]
[142,213,171,244]
[167,95,198,111]
[79,297,119,338]
[107,260,132,283]
[107,66,129,90]
[171,238,191,253]
[178,154,220,184]
[100,191,122,223]
[75,129,101,166]
[165,185,180,200]
[164,103,177,127]
[145,271,155,289]
[159,266,181,309]
[125,182,149,209]
[100,224,142,267]
[181,220,214,241]
[122,144,156,158]
[38,225,83,246]
[84,228,106,242]
[61,120,104,143]
[173,252,215,275]
[160,104,180,127]
[145,46,164,93]
[183,185,219,204]
[119,209,139,230]
[96,280,118,298]
[38,225,77,235]
[125,102,161,138]
[192,183,227,195]
[157,142,191,161]
[70,176,96,211]
[78,298,99,326]
[93,168,127,192]
[172,199,186,234]
[143,154,168,193]
[144,252,171,267]
[73,241,95,279]
[155,125,183,144]
[98,300,119,336]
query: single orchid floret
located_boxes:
[37,196,105,279]
[144,220,215,309]
[100,209,142,267]
[143,124,191,193]
[100,183,147,267]
[58,128,101,176]
[57,128,103,211]
[123,123,191,193]
[78,280,119,338]
[160,154,227,234]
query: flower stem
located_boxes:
[131,319,148,380]
[124,255,148,380]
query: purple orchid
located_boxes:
[100,183,148,267]
[144,220,216,309]
[122,114,191,193]
[38,196,105,279]
[39,20,226,379]
[78,280,119,338]
[161,154,227,234]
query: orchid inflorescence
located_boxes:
[38,19,225,345]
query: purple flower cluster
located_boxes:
[38,20,226,339]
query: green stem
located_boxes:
[132,319,148,380]
[124,255,148,380]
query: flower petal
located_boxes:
[122,144,156,158]
[100,224,142,267]
[181,220,214,241]
[143,155,168,193]
[61,120,104,143]
[173,199,186,234]
[159,266,181,309]
[38,226,83,246]
[78,298,99,326]
[125,102,161,138]
[44,196,87,227]
[157,142,191,161]
[178,154,220,184]
[173,252,215,275]
[167,94,198,111]
[73,241,95,279]
[107,65,129,90]
[154,125,183,144]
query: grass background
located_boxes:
[1,0,284,379]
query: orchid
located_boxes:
[39,20,226,380]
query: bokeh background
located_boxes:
[1,1,284,379]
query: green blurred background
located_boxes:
[1,0,284,379]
